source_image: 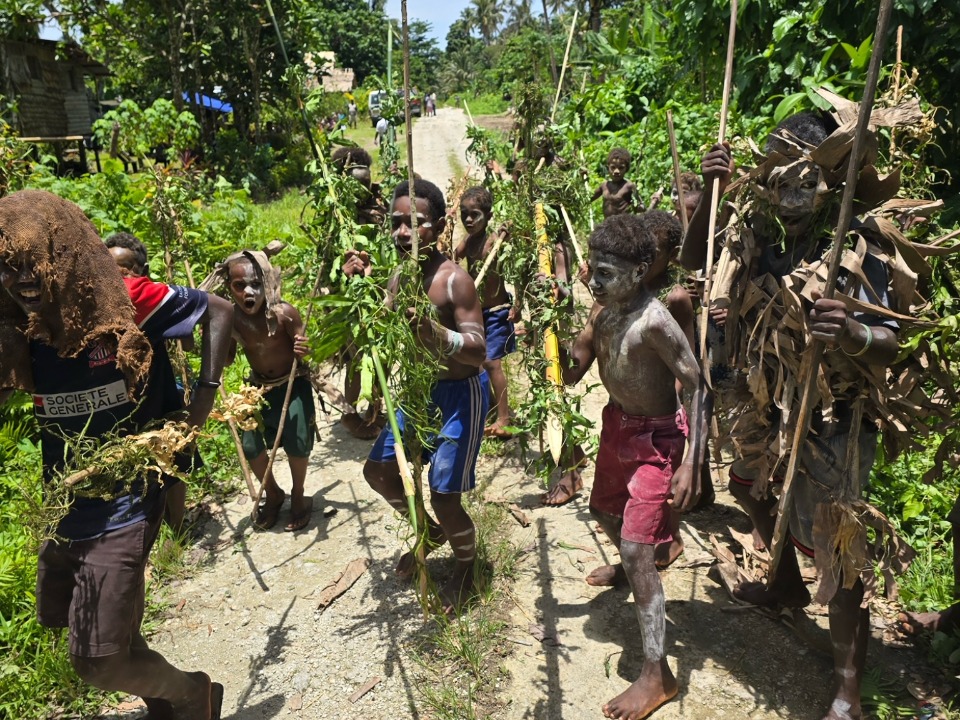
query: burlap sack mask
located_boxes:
[0,190,152,393]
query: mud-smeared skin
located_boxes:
[602,541,678,720]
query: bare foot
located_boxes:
[440,563,476,616]
[541,470,583,507]
[602,660,678,719]
[253,489,285,531]
[654,538,684,569]
[820,697,861,720]
[177,672,223,720]
[733,580,811,609]
[396,525,446,579]
[752,529,767,552]
[586,563,627,587]
[341,412,383,440]
[484,422,515,439]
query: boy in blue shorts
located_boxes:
[453,186,518,437]
[344,178,488,614]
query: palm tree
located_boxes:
[469,0,504,45]
[503,0,534,36]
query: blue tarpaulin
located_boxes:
[183,92,233,113]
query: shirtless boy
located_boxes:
[564,214,710,719]
[454,186,518,437]
[223,252,314,532]
[591,148,642,218]
[346,178,488,613]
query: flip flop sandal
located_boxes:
[284,497,313,532]
[253,491,285,531]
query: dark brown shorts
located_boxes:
[36,504,163,658]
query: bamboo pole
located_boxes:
[535,203,564,465]
[559,205,586,269]
[578,150,595,232]
[463,100,475,127]
[401,0,430,614]
[551,8,579,123]
[697,0,738,376]
[889,25,904,158]
[667,110,688,234]
[767,0,895,583]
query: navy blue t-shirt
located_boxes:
[31,278,207,540]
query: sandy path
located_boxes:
[131,108,933,720]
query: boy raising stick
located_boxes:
[563,214,710,719]
[344,179,488,613]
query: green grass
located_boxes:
[456,93,511,117]
[410,494,519,719]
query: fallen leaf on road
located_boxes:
[528,623,561,646]
[317,558,371,610]
[175,598,187,612]
[288,693,303,711]
[349,676,382,703]
[509,504,529,527]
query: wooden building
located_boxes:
[0,39,109,140]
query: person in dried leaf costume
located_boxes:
[0,189,234,720]
[680,107,936,720]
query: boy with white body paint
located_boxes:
[563,214,710,719]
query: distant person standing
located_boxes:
[375,116,390,148]
[348,100,358,129]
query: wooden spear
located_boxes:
[767,0,895,583]
[698,0,738,373]
[666,110,688,235]
[551,8,579,123]
[535,203,564,465]
[473,226,509,290]
[401,0,430,613]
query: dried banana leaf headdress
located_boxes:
[199,250,283,335]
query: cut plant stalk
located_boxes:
[559,205,587,269]
[698,0,738,378]
[535,203,564,465]
[401,0,430,614]
[768,0,895,584]
[667,110,688,235]
[551,8,579,123]
[578,150,595,232]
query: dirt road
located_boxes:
[129,108,934,720]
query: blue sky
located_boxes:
[383,0,472,46]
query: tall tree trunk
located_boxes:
[159,0,185,111]
[241,18,263,143]
[588,0,602,32]
[541,0,559,86]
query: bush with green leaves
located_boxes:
[93,99,200,162]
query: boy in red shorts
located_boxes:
[562,213,710,719]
